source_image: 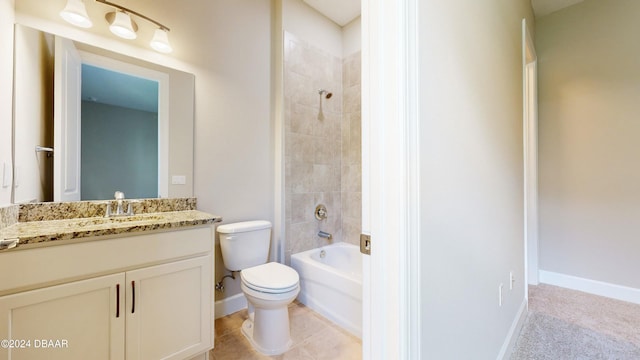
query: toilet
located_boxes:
[217,220,300,355]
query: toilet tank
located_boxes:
[217,220,272,271]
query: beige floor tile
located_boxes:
[214,309,249,338]
[270,346,316,360]
[212,301,362,360]
[300,325,362,360]
[289,303,331,344]
[211,328,266,360]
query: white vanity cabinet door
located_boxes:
[0,273,125,360]
[125,255,212,360]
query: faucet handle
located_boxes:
[114,191,125,200]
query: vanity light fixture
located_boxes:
[106,10,137,40]
[150,28,173,54]
[59,0,93,28]
[60,0,173,53]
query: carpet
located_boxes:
[511,284,640,360]
[511,311,640,359]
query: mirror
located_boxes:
[12,24,195,203]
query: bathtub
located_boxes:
[290,242,362,338]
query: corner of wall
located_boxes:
[497,299,528,359]
[0,0,15,206]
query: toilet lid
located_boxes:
[241,262,299,292]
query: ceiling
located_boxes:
[531,0,584,17]
[302,0,584,24]
[302,0,361,27]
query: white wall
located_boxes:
[342,16,361,58]
[537,0,640,289]
[282,0,343,58]
[0,0,15,206]
[192,0,274,301]
[418,0,534,358]
[13,25,53,203]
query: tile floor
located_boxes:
[210,301,362,360]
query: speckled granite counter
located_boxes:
[0,198,221,250]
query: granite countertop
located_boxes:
[0,198,221,251]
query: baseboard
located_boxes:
[214,293,247,319]
[496,299,528,360]
[539,270,640,305]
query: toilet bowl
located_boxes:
[240,262,300,355]
[217,221,300,355]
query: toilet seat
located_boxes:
[241,262,299,294]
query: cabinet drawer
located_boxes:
[0,226,213,295]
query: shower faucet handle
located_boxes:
[315,204,328,220]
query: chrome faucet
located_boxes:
[106,191,134,217]
[318,231,332,240]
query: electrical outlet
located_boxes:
[510,271,515,290]
[499,283,504,307]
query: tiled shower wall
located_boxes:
[341,51,362,249]
[284,31,361,262]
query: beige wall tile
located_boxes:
[291,193,315,224]
[291,103,315,135]
[289,133,315,164]
[285,38,360,257]
[342,192,362,221]
[290,163,313,194]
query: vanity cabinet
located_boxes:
[0,227,214,360]
[0,273,123,360]
[126,255,211,360]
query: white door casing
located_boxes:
[522,19,539,288]
[54,36,82,202]
[78,51,170,199]
[362,0,420,358]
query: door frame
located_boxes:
[362,0,420,358]
[75,51,170,199]
[522,19,539,290]
[54,36,82,202]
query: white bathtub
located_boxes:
[290,242,362,338]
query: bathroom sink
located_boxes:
[70,214,165,228]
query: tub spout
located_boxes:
[318,231,332,240]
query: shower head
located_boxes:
[318,89,333,99]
